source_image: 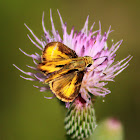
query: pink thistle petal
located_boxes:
[27,34,43,50]
[44,95,56,99]
[90,30,100,37]
[33,85,49,92]
[114,64,129,77]
[110,40,123,55]
[65,102,70,108]
[57,9,65,31]
[19,48,41,61]
[20,75,36,81]
[80,88,90,102]
[13,64,34,77]
[70,26,74,39]
[26,65,38,71]
[42,12,52,43]
[33,59,38,65]
[81,15,89,35]
[90,22,95,31]
[24,23,44,48]
[99,21,101,33]
[34,73,46,82]
[118,56,132,69]
[106,25,114,39]
[50,9,58,41]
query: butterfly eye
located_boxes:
[56,65,65,67]
[87,64,92,67]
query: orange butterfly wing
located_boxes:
[38,42,78,75]
[49,71,84,102]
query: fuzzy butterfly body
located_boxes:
[38,42,93,102]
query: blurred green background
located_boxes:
[1,0,139,140]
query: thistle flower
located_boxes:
[13,10,132,139]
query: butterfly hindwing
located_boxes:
[49,70,84,102]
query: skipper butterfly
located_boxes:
[38,42,93,102]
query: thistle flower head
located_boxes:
[14,9,132,103]
[13,10,132,140]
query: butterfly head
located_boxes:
[84,56,94,68]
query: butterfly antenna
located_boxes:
[93,56,108,61]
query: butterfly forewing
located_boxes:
[42,42,78,62]
[38,42,78,75]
